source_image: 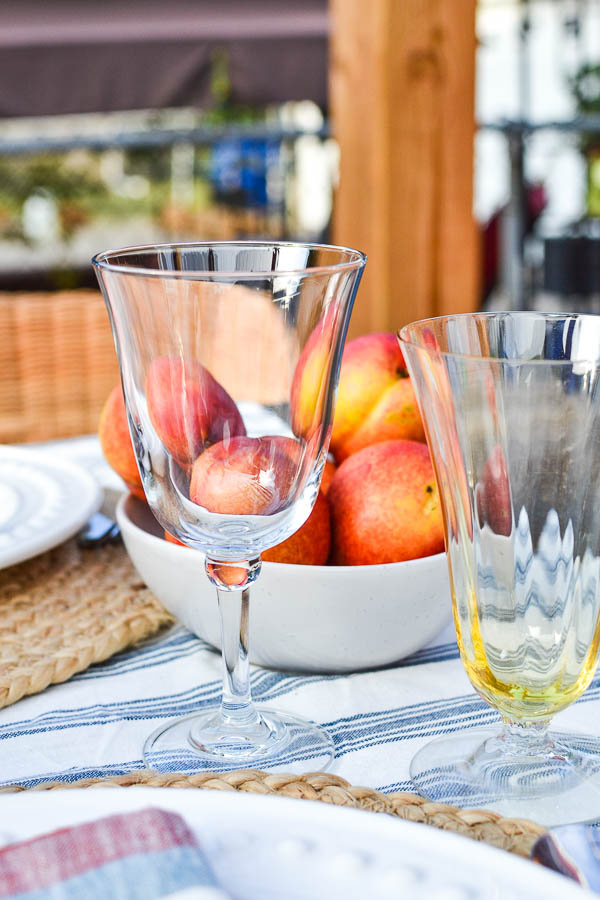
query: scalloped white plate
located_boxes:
[0,788,591,900]
[0,446,101,569]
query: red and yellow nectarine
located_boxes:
[98,385,145,500]
[290,309,336,440]
[189,435,296,516]
[262,491,331,565]
[330,333,425,464]
[320,458,336,496]
[476,445,512,537]
[328,439,444,565]
[146,356,245,463]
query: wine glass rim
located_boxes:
[398,310,600,365]
[92,240,367,280]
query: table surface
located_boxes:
[2,437,600,800]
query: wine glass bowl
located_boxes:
[94,241,366,772]
[399,312,600,825]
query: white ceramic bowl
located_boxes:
[117,494,452,674]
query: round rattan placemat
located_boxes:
[0,539,173,708]
[1,769,546,857]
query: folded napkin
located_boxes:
[0,807,228,899]
[532,825,600,893]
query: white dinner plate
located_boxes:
[0,445,102,569]
[0,788,591,900]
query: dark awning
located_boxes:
[0,0,329,118]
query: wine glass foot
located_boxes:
[143,707,335,775]
[410,727,600,826]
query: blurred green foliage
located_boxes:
[0,149,173,243]
[570,63,600,216]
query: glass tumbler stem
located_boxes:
[206,557,262,728]
[500,718,552,756]
[462,717,555,773]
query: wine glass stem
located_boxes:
[217,584,259,726]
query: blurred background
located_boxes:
[2,0,600,441]
[0,0,334,290]
[477,0,600,315]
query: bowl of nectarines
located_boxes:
[104,331,452,674]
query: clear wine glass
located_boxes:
[399,312,600,825]
[94,241,365,773]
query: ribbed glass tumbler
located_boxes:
[400,312,600,825]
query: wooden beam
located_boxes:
[329,0,479,337]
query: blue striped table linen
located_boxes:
[4,436,600,796]
[3,616,600,794]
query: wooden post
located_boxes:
[329,0,479,337]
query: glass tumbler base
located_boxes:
[143,707,335,775]
[410,727,600,827]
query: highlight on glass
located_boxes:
[399,312,600,826]
[94,241,366,773]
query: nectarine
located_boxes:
[189,435,296,516]
[320,458,336,496]
[330,333,425,464]
[269,435,334,501]
[476,445,512,537]
[290,309,335,439]
[164,529,185,547]
[146,356,245,463]
[98,385,145,500]
[268,435,303,466]
[262,491,331,565]
[329,439,444,565]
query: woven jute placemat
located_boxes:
[0,539,173,708]
[1,769,546,857]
